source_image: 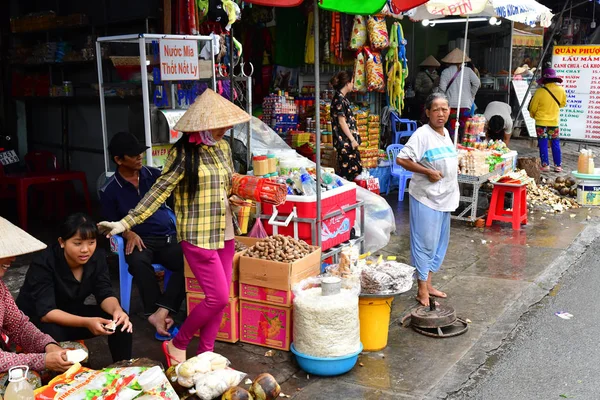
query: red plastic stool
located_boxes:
[486,183,528,230]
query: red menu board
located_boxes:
[552,45,600,142]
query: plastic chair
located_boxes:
[110,209,176,314]
[24,150,75,218]
[386,144,413,202]
[391,112,417,145]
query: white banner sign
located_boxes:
[159,39,199,81]
[426,0,487,16]
[552,45,600,143]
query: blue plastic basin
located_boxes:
[290,343,363,377]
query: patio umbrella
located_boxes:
[406,0,554,145]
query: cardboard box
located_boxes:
[186,294,239,344]
[185,277,239,298]
[239,300,292,351]
[240,282,294,307]
[184,236,261,282]
[239,247,321,291]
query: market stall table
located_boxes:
[0,170,92,230]
[452,169,503,222]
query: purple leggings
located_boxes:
[172,240,234,354]
[537,137,562,167]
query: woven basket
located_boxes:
[110,56,143,67]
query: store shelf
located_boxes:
[14,95,143,103]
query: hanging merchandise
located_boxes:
[207,0,229,30]
[305,11,315,64]
[349,16,367,51]
[222,0,241,31]
[386,22,408,111]
[367,16,389,50]
[353,51,367,93]
[321,10,331,62]
[331,12,344,64]
[319,0,387,15]
[364,47,385,92]
[197,0,209,20]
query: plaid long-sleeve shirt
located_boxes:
[121,140,234,250]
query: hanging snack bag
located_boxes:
[349,16,367,50]
[353,51,367,93]
[365,47,385,92]
[367,16,389,50]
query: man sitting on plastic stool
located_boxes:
[99,132,185,339]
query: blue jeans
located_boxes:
[409,195,451,281]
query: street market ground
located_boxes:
[3,138,600,399]
[449,234,600,400]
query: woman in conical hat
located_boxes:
[415,55,441,102]
[0,217,72,373]
[98,89,251,366]
[438,48,481,142]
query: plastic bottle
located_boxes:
[5,366,33,400]
[299,168,316,196]
[578,149,590,174]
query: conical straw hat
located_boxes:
[0,217,46,259]
[420,55,441,67]
[441,48,471,64]
[174,89,251,132]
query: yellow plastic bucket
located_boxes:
[358,296,394,351]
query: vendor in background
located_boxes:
[0,217,72,373]
[438,48,481,143]
[483,101,513,145]
[17,213,133,363]
[97,89,251,367]
[396,93,459,307]
[528,68,567,172]
[330,71,363,181]
[415,56,441,123]
[415,56,440,102]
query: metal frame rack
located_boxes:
[95,33,217,173]
[256,201,366,263]
[453,170,502,222]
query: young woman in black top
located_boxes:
[17,213,133,362]
[330,71,363,180]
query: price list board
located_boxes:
[552,45,600,142]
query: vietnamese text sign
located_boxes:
[159,39,199,81]
[552,45,600,142]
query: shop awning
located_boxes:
[512,28,543,47]
[407,0,554,27]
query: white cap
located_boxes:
[9,366,25,382]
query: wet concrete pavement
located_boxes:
[3,138,600,399]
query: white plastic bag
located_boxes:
[356,185,395,253]
[190,369,247,400]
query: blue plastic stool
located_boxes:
[110,210,176,314]
[386,144,413,201]
[391,112,417,144]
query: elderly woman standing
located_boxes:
[98,89,250,366]
[438,48,480,142]
[396,93,459,307]
[0,217,72,373]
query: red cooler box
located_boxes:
[261,183,357,251]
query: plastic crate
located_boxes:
[262,183,357,251]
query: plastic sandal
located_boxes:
[554,166,563,172]
[162,341,183,368]
[540,165,550,172]
[155,325,179,342]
